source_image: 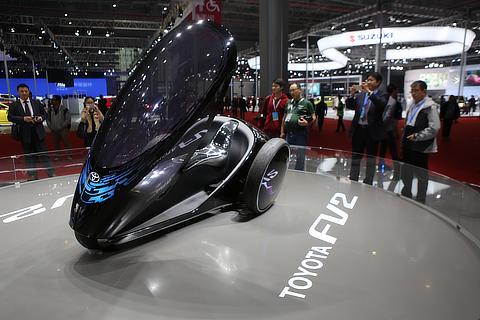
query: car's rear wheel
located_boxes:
[242,138,290,215]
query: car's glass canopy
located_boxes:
[92,21,234,168]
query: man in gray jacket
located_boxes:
[47,95,72,153]
[401,80,440,203]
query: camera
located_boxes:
[301,115,312,122]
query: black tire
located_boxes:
[242,138,289,215]
[75,231,101,250]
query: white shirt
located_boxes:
[21,98,34,116]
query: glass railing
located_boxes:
[1,145,478,247]
[288,145,480,248]
[0,148,89,187]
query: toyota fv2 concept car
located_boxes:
[70,21,290,249]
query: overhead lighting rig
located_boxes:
[40,21,77,69]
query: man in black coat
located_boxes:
[8,83,54,180]
[349,72,387,185]
[315,95,328,131]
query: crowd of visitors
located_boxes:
[7,83,106,179]
[6,75,478,203]
[219,72,462,204]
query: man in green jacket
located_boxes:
[280,83,314,170]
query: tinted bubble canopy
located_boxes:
[92,21,236,169]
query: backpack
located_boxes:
[48,106,71,129]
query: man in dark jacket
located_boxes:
[349,72,387,185]
[439,95,460,138]
[379,84,401,177]
[7,83,54,180]
[315,95,328,131]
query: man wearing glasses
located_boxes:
[280,83,314,170]
[401,80,440,203]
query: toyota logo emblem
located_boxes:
[89,172,100,183]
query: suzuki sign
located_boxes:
[248,27,476,71]
[317,26,476,70]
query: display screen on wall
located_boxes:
[0,78,107,97]
[299,83,320,96]
[418,72,448,90]
[465,70,480,86]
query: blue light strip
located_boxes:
[78,157,138,204]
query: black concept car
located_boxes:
[70,21,290,249]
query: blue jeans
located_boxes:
[286,129,308,171]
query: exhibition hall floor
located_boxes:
[0,172,479,320]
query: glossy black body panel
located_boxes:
[70,21,286,249]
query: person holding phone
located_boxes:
[280,83,314,170]
[80,96,104,147]
[349,72,388,185]
[7,83,55,180]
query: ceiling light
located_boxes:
[64,13,68,17]
[75,30,80,36]
[112,3,117,7]
[86,29,92,36]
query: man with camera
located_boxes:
[349,72,387,185]
[280,83,314,170]
[7,83,54,180]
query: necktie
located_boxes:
[23,101,31,116]
[360,93,370,121]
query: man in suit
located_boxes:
[349,72,387,185]
[8,83,54,180]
